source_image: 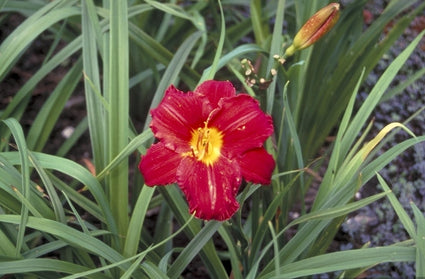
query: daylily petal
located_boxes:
[209,94,274,157]
[194,80,236,111]
[150,85,208,152]
[139,142,180,186]
[237,148,275,185]
[176,156,241,221]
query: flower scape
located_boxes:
[139,80,275,221]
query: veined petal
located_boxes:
[194,80,236,111]
[238,148,275,185]
[209,94,274,157]
[176,156,241,221]
[150,85,208,152]
[139,142,180,186]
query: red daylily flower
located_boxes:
[139,80,275,221]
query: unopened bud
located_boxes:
[285,3,340,56]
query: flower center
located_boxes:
[189,124,223,165]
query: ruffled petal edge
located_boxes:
[194,80,236,111]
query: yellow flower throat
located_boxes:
[189,124,223,165]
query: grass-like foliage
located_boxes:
[0,0,424,278]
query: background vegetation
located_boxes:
[0,0,424,278]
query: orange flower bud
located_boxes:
[285,3,340,56]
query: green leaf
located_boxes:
[259,246,416,279]
[56,117,89,157]
[0,258,109,279]
[82,0,106,173]
[2,118,30,257]
[265,0,285,114]
[286,191,389,229]
[0,155,53,217]
[123,185,155,257]
[314,69,365,205]
[340,29,425,159]
[377,173,416,239]
[0,2,80,81]
[199,0,225,82]
[202,44,265,79]
[97,129,152,182]
[167,221,223,279]
[144,0,195,22]
[381,66,425,103]
[0,215,127,270]
[249,190,284,265]
[411,202,425,277]
[250,0,269,45]
[250,191,389,278]
[1,152,118,238]
[26,59,82,152]
[0,227,16,257]
[0,0,8,11]
[0,36,82,129]
[140,261,169,279]
[106,0,130,246]
[158,186,228,278]
[218,225,243,279]
[64,213,194,279]
[128,23,200,89]
[362,135,425,183]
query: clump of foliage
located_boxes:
[0,0,424,278]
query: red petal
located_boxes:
[150,85,208,152]
[194,80,236,110]
[176,156,241,221]
[209,94,274,157]
[237,148,275,185]
[139,142,181,186]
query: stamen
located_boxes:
[188,123,223,165]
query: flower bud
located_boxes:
[285,3,340,56]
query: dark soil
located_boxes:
[1,1,425,278]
